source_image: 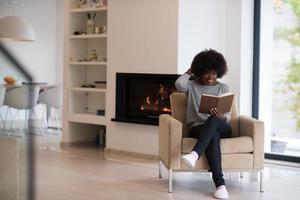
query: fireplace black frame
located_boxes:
[111,72,179,126]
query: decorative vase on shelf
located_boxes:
[88,50,98,62]
[86,13,96,34]
[86,20,95,34]
[94,0,105,7]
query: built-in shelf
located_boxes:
[69,113,106,125]
[70,7,107,13]
[69,34,107,39]
[69,61,107,66]
[69,87,106,93]
[63,0,108,140]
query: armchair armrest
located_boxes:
[238,115,265,169]
[159,114,182,169]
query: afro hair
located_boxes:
[190,49,228,78]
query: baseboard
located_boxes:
[60,141,97,147]
[265,159,300,169]
[104,148,159,161]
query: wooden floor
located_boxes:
[33,134,300,200]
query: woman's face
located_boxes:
[198,70,218,85]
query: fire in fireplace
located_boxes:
[139,83,172,113]
[112,73,179,125]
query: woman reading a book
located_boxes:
[175,49,232,199]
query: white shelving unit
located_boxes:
[68,113,106,125]
[69,61,107,66]
[69,34,107,39]
[69,87,106,93]
[63,0,108,143]
[70,7,107,13]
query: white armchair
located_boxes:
[159,92,265,193]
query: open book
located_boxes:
[199,92,234,114]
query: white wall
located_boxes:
[178,0,227,74]
[223,0,242,110]
[239,0,254,116]
[106,0,179,155]
[0,0,63,85]
[56,0,64,85]
[179,0,254,117]
[223,0,254,116]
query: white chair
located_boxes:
[38,86,62,134]
[3,85,40,136]
[0,87,6,130]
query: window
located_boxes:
[257,0,300,161]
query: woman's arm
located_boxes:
[210,108,228,121]
[221,84,231,122]
[175,68,192,92]
[210,84,232,122]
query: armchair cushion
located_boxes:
[182,136,253,154]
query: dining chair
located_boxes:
[3,85,40,136]
[38,86,62,134]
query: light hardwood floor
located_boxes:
[34,134,300,200]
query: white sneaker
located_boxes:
[213,185,229,199]
[182,154,196,168]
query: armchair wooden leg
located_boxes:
[168,169,172,193]
[159,160,162,178]
[260,170,264,193]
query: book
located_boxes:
[199,92,234,114]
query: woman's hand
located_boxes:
[186,67,192,75]
[210,108,227,121]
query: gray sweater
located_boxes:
[175,73,231,131]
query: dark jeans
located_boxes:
[189,116,232,187]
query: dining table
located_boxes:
[3,82,58,93]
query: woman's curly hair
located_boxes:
[190,49,228,78]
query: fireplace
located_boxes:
[111,73,179,125]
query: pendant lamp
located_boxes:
[0,16,35,42]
